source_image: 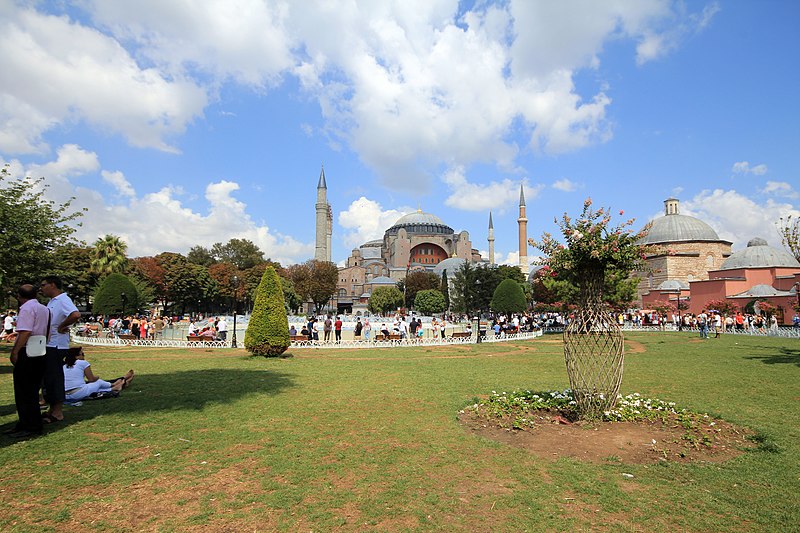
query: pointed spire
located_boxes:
[317,164,327,189]
[488,211,494,229]
[519,184,526,206]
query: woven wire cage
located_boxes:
[563,270,625,418]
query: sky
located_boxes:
[1,0,798,267]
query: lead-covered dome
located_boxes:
[719,237,800,270]
[433,257,465,278]
[386,209,454,236]
[640,198,723,245]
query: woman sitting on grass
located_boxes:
[63,347,134,402]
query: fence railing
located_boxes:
[542,324,800,338]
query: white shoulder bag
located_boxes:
[25,309,50,357]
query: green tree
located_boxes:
[244,266,290,356]
[451,262,479,315]
[414,289,446,315]
[92,273,139,315]
[289,260,338,314]
[402,271,440,309]
[490,279,527,314]
[53,244,96,309]
[211,238,265,270]
[187,245,217,267]
[91,234,128,275]
[776,215,800,262]
[0,165,85,293]
[159,254,218,315]
[368,286,404,316]
[440,270,449,311]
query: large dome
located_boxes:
[433,257,465,277]
[386,209,454,236]
[719,237,800,270]
[640,198,725,245]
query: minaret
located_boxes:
[315,165,330,262]
[517,184,529,276]
[488,211,495,266]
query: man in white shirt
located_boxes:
[217,317,228,341]
[40,276,81,424]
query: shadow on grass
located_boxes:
[0,367,295,446]
[744,347,800,366]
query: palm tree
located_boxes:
[91,234,128,275]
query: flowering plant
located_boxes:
[528,198,650,288]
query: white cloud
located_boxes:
[2,147,313,264]
[762,181,799,199]
[682,189,800,249]
[443,166,543,212]
[338,197,411,248]
[732,161,768,175]
[552,178,578,192]
[0,5,207,154]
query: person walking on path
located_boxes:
[40,276,81,424]
[8,284,50,438]
[324,315,333,341]
[697,310,708,339]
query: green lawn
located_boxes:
[1,333,798,531]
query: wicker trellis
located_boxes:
[563,268,624,418]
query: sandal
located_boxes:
[41,413,63,424]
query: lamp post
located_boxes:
[473,278,481,343]
[231,275,240,348]
[120,292,127,317]
[676,291,683,332]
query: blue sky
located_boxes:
[1,0,798,267]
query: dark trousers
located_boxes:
[43,347,66,404]
[335,330,342,341]
[13,349,46,433]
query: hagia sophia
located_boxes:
[313,169,800,323]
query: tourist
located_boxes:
[217,317,228,341]
[713,312,722,338]
[334,316,343,342]
[697,310,708,339]
[289,325,297,336]
[769,314,778,333]
[153,316,165,339]
[380,323,390,338]
[323,315,332,341]
[439,319,447,339]
[363,318,371,340]
[3,310,15,338]
[354,317,363,340]
[312,318,320,341]
[63,347,134,401]
[40,276,81,425]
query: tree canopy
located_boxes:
[413,289,446,315]
[244,266,290,356]
[93,273,139,315]
[400,271,441,309]
[0,165,85,293]
[91,234,128,275]
[490,279,527,314]
[288,260,338,313]
[367,286,404,316]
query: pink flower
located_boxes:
[619,210,624,216]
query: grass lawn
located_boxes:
[1,333,798,531]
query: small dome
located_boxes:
[386,209,454,236]
[639,198,724,245]
[432,257,465,277]
[732,284,785,298]
[658,279,690,291]
[720,237,800,270]
[369,276,396,285]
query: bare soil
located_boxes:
[459,408,756,464]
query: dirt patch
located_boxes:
[625,340,646,353]
[459,409,755,464]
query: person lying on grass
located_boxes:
[61,347,134,404]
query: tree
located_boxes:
[402,271,441,308]
[91,234,128,275]
[289,260,338,313]
[490,279,527,314]
[53,245,97,309]
[0,165,85,293]
[440,270,449,311]
[93,273,139,315]
[211,238,264,270]
[776,215,800,262]
[187,245,217,267]
[244,266,290,356]
[706,299,739,316]
[158,254,218,315]
[368,286,404,316]
[130,256,167,307]
[450,262,479,315]
[414,289,446,316]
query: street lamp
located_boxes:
[120,292,127,317]
[676,291,683,332]
[231,275,240,348]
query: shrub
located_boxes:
[414,289,446,315]
[92,273,139,315]
[367,286,404,316]
[490,279,527,314]
[244,266,290,356]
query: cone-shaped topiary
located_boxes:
[93,273,139,315]
[244,266,290,356]
[490,278,527,314]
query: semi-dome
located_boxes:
[657,279,690,291]
[433,257,465,277]
[640,199,723,245]
[719,237,800,270]
[386,209,454,236]
[369,276,396,285]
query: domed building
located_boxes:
[334,208,484,313]
[636,198,732,303]
[686,237,800,323]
